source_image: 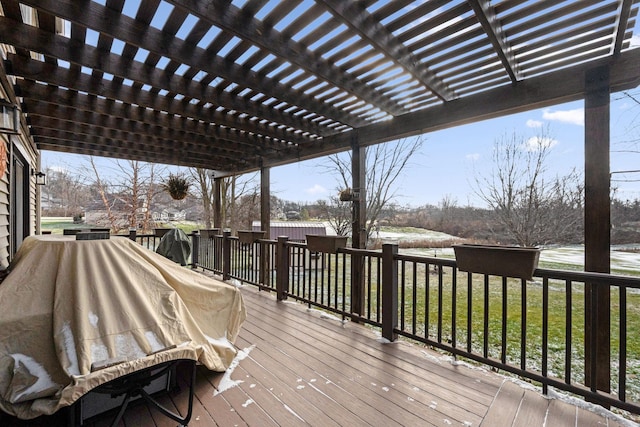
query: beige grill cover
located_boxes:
[0,235,246,419]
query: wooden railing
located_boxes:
[190,231,640,416]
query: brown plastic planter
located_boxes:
[453,244,541,280]
[306,235,348,253]
[237,230,266,244]
[200,228,220,239]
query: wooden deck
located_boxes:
[2,285,634,426]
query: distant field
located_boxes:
[382,227,640,277]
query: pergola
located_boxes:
[1,0,640,394]
[0,1,637,168]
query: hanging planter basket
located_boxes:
[306,235,348,253]
[453,244,541,280]
[339,188,353,202]
[162,173,190,200]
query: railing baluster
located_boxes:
[521,278,527,371]
[400,260,406,332]
[451,265,457,349]
[467,272,472,354]
[342,252,347,315]
[412,261,418,336]
[437,263,443,343]
[376,256,381,324]
[542,277,549,395]
[565,279,572,384]
[620,285,627,402]
[501,276,507,364]
[366,256,372,319]
[425,262,430,339]
[483,275,489,359]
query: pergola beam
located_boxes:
[467,0,520,82]
[613,0,635,54]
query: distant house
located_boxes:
[153,209,187,222]
[251,221,334,242]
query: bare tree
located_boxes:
[190,169,259,232]
[321,137,424,244]
[85,158,163,232]
[474,128,583,246]
[88,157,119,230]
[41,166,89,217]
[190,168,216,228]
[316,197,351,236]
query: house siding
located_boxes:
[1,42,40,268]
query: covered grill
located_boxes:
[0,235,246,420]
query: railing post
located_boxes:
[276,236,289,301]
[259,239,270,287]
[222,230,231,281]
[350,252,365,321]
[128,228,136,241]
[191,231,199,269]
[382,243,398,342]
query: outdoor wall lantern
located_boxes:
[32,170,47,186]
[0,100,19,135]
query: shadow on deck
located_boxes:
[1,285,633,426]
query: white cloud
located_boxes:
[526,119,543,128]
[542,108,584,126]
[618,101,635,111]
[630,34,640,48]
[524,136,558,151]
[305,184,327,196]
[466,153,480,161]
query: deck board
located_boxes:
[511,389,550,426]
[1,284,636,426]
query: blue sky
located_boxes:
[267,92,640,207]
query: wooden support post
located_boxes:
[128,228,136,241]
[584,65,611,394]
[190,231,199,269]
[276,236,289,301]
[213,178,222,229]
[382,243,398,342]
[222,230,231,281]
[260,167,271,287]
[350,134,366,320]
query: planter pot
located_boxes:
[339,189,353,201]
[200,228,220,239]
[306,235,348,253]
[238,230,265,244]
[453,244,541,280]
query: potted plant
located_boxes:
[162,173,190,200]
[452,244,541,280]
[339,188,353,202]
[306,234,348,253]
